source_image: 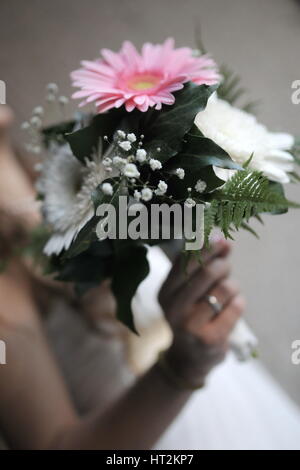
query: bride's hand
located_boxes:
[158,238,246,387]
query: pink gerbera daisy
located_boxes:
[71,38,220,113]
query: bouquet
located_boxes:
[21,39,299,355]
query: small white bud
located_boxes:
[176,168,185,180]
[195,179,207,193]
[117,130,126,139]
[47,83,58,93]
[102,182,113,195]
[134,190,142,201]
[155,180,168,196]
[136,149,147,163]
[141,188,153,201]
[149,158,162,171]
[112,156,126,168]
[123,163,140,178]
[30,116,42,128]
[185,198,196,208]
[119,140,132,151]
[102,157,112,167]
[32,106,44,116]
[127,133,137,143]
[58,96,69,105]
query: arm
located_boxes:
[0,239,244,449]
[0,272,190,450]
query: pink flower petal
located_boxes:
[71,38,220,113]
[125,100,136,112]
[101,48,125,71]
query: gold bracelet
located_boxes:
[157,350,205,391]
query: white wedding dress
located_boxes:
[132,247,300,450]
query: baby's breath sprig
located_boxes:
[21,82,71,157]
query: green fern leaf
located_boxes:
[210,169,299,237]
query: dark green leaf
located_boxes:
[55,250,112,283]
[167,165,224,200]
[145,83,217,160]
[62,217,99,259]
[111,242,149,333]
[166,125,241,171]
[65,109,124,162]
[42,120,76,148]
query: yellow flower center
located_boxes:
[127,74,160,91]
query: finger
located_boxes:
[206,294,245,341]
[171,258,230,326]
[182,257,230,304]
[0,106,13,128]
[184,279,239,331]
[185,301,217,331]
[162,237,231,297]
[201,278,239,308]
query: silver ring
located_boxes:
[204,295,223,316]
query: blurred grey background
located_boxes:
[0,0,300,403]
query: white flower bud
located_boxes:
[141,188,153,201]
[136,149,147,163]
[47,83,58,93]
[59,96,69,105]
[112,156,127,168]
[134,190,141,201]
[195,179,207,193]
[30,116,42,128]
[102,157,112,167]
[176,168,185,179]
[123,163,140,178]
[155,180,168,196]
[185,198,196,208]
[149,158,162,171]
[119,141,132,151]
[32,106,44,116]
[117,130,126,139]
[102,182,113,196]
[127,133,137,143]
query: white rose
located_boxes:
[195,95,294,184]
